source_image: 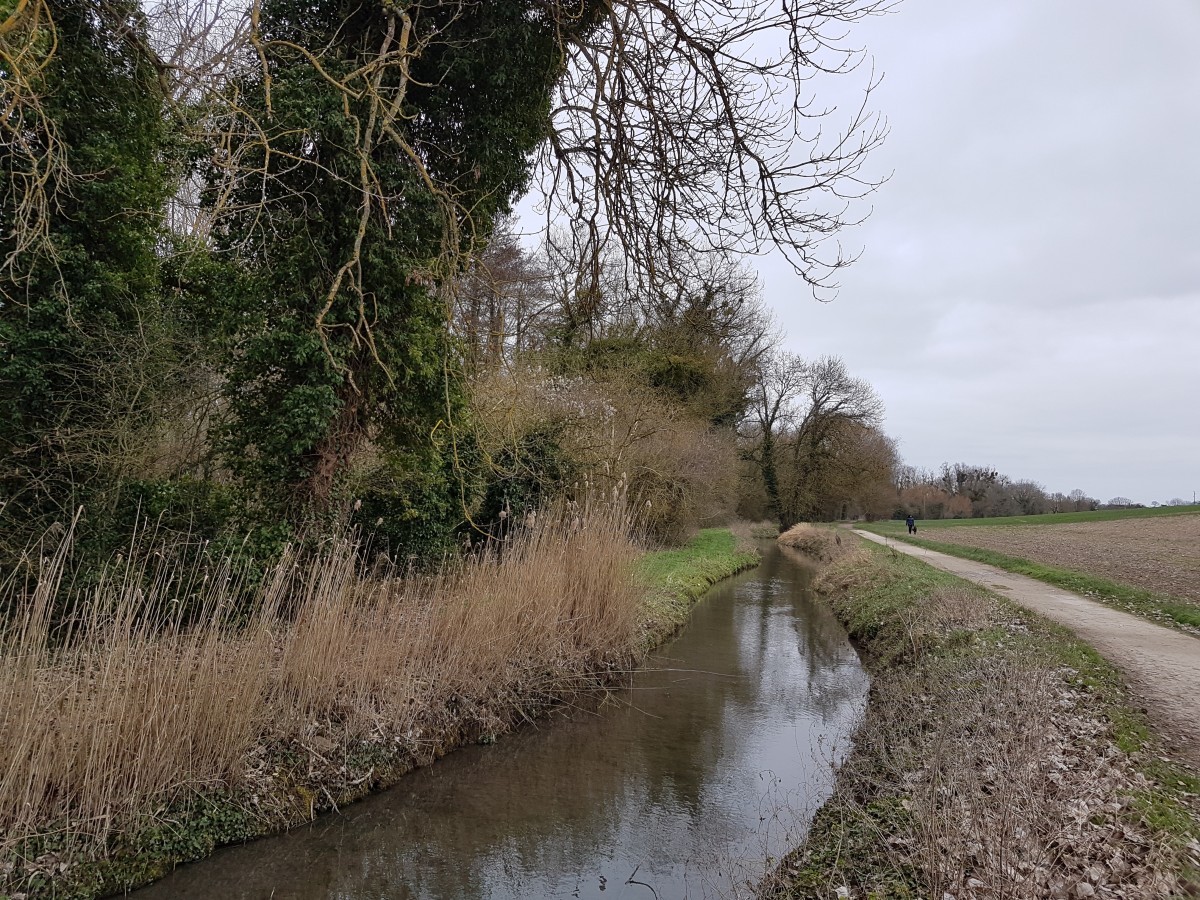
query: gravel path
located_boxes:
[856,530,1200,770]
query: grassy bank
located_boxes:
[638,527,760,633]
[764,539,1200,899]
[866,531,1200,633]
[0,516,756,900]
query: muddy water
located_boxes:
[135,544,867,900]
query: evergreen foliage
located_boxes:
[0,0,169,551]
[209,1,604,545]
[0,1,612,566]
[0,0,882,572]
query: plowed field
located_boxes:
[929,514,1200,606]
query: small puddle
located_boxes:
[133,544,868,900]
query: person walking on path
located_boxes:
[905,514,917,534]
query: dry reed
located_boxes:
[777,523,848,562]
[0,493,641,871]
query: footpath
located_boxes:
[855,530,1200,770]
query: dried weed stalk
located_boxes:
[0,493,640,867]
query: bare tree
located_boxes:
[818,421,897,520]
[778,355,883,524]
[1009,480,1048,516]
[453,219,561,373]
[537,0,890,301]
[9,0,889,315]
[746,352,883,526]
[1068,488,1097,512]
[746,351,809,516]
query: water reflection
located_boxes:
[133,544,867,900]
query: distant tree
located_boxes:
[944,493,973,519]
[1068,488,1097,512]
[768,356,885,528]
[893,464,921,493]
[454,220,556,374]
[814,423,898,520]
[938,463,1001,516]
[899,483,949,520]
[745,352,810,520]
[1009,480,1049,516]
[979,482,1017,518]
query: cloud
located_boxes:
[767,0,1200,503]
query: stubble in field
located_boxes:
[930,515,1200,606]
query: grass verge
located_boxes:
[869,532,1200,634]
[637,527,760,640]
[763,539,1200,900]
[1,517,756,900]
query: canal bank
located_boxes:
[765,537,1200,899]
[2,528,758,899]
[128,539,867,900]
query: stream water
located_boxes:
[134,544,868,900]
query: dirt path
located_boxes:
[855,530,1200,770]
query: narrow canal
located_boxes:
[135,543,868,900]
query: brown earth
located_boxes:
[928,515,1200,606]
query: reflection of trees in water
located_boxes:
[781,548,872,726]
[734,545,868,727]
[345,710,661,898]
[134,547,867,900]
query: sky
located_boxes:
[757,0,1200,505]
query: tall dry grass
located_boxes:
[0,493,641,863]
[777,523,850,563]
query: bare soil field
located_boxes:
[930,514,1200,606]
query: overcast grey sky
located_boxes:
[761,0,1200,505]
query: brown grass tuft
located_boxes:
[777,523,850,562]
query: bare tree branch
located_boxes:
[538,0,891,301]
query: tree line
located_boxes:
[890,463,1161,520]
[0,0,887,574]
[451,223,896,541]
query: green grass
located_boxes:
[637,528,759,630]
[865,504,1200,531]
[871,533,1200,633]
[818,541,987,663]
